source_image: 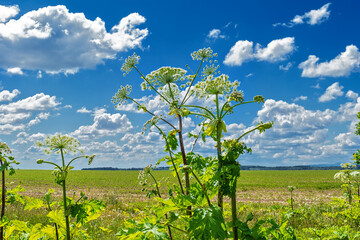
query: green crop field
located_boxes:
[4,169,349,239]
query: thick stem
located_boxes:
[60,149,71,240]
[231,182,238,240]
[149,172,173,240]
[215,94,224,210]
[0,160,4,240]
[178,116,191,216]
[62,180,71,240]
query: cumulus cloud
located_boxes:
[206,29,225,40]
[318,82,344,102]
[27,112,50,127]
[299,45,360,78]
[0,5,19,23]
[77,107,92,113]
[294,96,308,102]
[274,3,331,27]
[279,62,293,71]
[72,109,133,140]
[7,67,24,75]
[346,90,359,100]
[0,89,20,102]
[224,37,295,66]
[0,93,60,112]
[0,5,148,74]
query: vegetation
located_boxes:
[0,47,358,239]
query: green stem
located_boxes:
[60,149,71,240]
[215,94,224,210]
[183,105,216,119]
[231,181,238,240]
[65,156,87,170]
[181,60,204,106]
[157,127,184,194]
[133,66,171,105]
[178,115,191,216]
[220,100,257,119]
[190,169,211,207]
[149,172,173,240]
[0,160,5,240]
[130,97,177,130]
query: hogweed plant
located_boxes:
[36,134,95,240]
[287,186,296,210]
[113,48,272,239]
[0,142,19,240]
[334,163,356,204]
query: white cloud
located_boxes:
[27,112,50,127]
[245,73,253,78]
[7,67,24,75]
[0,93,60,112]
[0,123,25,134]
[279,62,293,71]
[206,29,225,40]
[274,3,331,27]
[223,40,254,66]
[77,107,92,114]
[0,5,148,74]
[319,82,344,102]
[224,37,295,66]
[12,132,46,145]
[0,89,20,102]
[0,5,19,23]
[346,90,359,100]
[299,45,360,78]
[294,96,308,102]
[72,109,133,140]
[0,112,30,124]
[311,83,321,89]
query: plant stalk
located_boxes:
[0,160,4,240]
[178,115,191,216]
[61,149,71,240]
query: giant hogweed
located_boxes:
[36,134,97,240]
[113,48,272,239]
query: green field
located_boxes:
[4,169,350,239]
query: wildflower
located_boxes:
[112,85,132,106]
[36,134,81,154]
[193,74,239,99]
[229,91,244,103]
[288,186,296,192]
[202,64,219,77]
[145,67,187,87]
[191,47,218,61]
[121,53,140,76]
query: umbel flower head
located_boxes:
[112,85,132,107]
[193,74,239,99]
[0,142,11,155]
[145,67,187,87]
[191,47,218,61]
[36,134,82,155]
[121,53,140,76]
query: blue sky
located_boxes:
[0,0,359,169]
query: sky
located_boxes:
[0,0,359,169]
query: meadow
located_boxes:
[5,169,352,239]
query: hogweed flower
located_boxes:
[191,47,217,61]
[193,74,239,99]
[145,67,187,87]
[36,134,82,155]
[202,64,220,77]
[121,53,140,76]
[112,85,132,106]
